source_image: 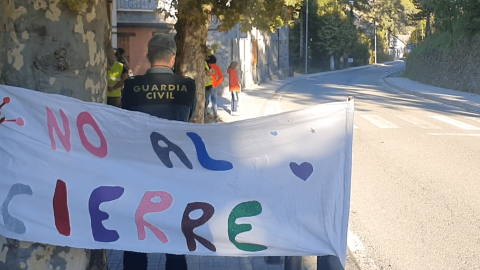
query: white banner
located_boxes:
[0,85,353,266]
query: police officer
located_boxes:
[122,34,196,122]
[121,33,195,270]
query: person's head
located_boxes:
[206,55,217,64]
[116,48,126,58]
[147,33,177,68]
[229,61,238,70]
[107,48,117,67]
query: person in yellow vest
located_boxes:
[107,49,128,107]
[204,61,215,117]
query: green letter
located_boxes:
[228,201,267,252]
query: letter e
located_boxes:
[227,201,267,252]
[89,186,124,242]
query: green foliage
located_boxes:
[158,0,304,34]
[207,44,220,55]
[412,0,480,37]
[316,1,356,56]
[60,0,90,11]
[290,0,375,71]
[459,1,480,35]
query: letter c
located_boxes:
[2,183,33,234]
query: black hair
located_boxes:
[116,48,126,58]
[207,55,217,64]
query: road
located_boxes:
[266,62,480,270]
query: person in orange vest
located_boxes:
[227,61,241,116]
[207,55,224,121]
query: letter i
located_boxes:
[53,179,71,236]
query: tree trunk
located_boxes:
[426,12,431,38]
[0,0,111,102]
[174,17,209,124]
[0,0,110,269]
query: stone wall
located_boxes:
[405,38,480,94]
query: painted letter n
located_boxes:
[46,107,71,152]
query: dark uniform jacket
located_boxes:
[122,68,197,122]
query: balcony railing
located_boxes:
[117,0,160,10]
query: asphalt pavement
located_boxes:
[108,61,480,270]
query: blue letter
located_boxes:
[187,132,233,171]
[2,183,32,234]
[89,186,124,242]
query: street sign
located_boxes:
[348,58,354,63]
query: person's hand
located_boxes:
[206,69,215,76]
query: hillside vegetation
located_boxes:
[405,0,480,93]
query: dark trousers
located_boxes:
[107,97,121,108]
[123,251,187,270]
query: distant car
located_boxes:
[406,44,416,54]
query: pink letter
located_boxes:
[135,191,173,243]
[76,112,108,158]
[47,107,71,152]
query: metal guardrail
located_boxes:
[384,67,406,78]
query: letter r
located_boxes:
[135,191,173,243]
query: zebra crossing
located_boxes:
[355,113,480,132]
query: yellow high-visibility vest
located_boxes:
[107,61,124,98]
[205,61,213,87]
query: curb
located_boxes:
[383,78,480,114]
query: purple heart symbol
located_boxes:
[289,162,313,181]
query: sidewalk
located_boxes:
[384,77,480,113]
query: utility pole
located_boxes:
[374,22,377,64]
[373,0,377,65]
[300,8,303,62]
[305,0,308,74]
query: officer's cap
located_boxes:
[148,33,177,55]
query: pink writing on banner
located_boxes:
[46,108,108,158]
[135,191,173,243]
[47,107,72,152]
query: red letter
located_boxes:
[53,179,71,236]
[76,112,108,158]
[135,191,173,243]
[46,107,71,152]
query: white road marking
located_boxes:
[465,116,480,123]
[429,133,480,137]
[360,115,400,129]
[395,115,440,129]
[430,115,480,130]
[347,229,380,270]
